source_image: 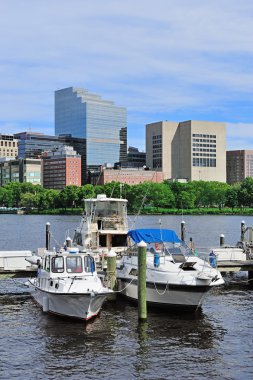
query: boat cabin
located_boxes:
[41,252,96,276]
[74,194,128,251]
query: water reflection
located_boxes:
[1,215,253,379]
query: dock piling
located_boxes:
[138,241,147,321]
[241,221,246,242]
[46,222,51,251]
[107,249,117,290]
[220,234,225,247]
[181,221,185,242]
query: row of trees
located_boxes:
[1,178,253,213]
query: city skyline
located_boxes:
[0,0,253,151]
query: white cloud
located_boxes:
[0,0,253,148]
[226,123,253,150]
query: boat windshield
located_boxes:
[65,255,95,274]
[148,242,194,259]
[66,256,83,273]
[51,256,64,273]
[90,201,125,219]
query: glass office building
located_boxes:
[14,132,63,159]
[55,87,127,182]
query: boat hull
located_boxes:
[29,284,108,321]
[117,278,210,310]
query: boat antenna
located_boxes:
[110,169,122,198]
[94,168,102,190]
[131,167,159,228]
[159,218,163,242]
[181,200,184,221]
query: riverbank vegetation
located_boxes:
[1,178,253,215]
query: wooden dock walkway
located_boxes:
[217,260,253,273]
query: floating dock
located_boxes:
[217,260,253,273]
[0,250,38,276]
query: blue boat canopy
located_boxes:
[127,229,181,244]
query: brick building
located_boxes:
[42,146,81,189]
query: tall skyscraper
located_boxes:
[55,87,127,182]
[146,120,226,182]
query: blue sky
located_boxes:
[0,0,253,151]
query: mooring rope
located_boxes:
[113,277,136,293]
[153,280,169,295]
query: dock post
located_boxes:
[138,241,147,321]
[241,221,246,242]
[248,270,253,283]
[181,221,185,241]
[220,234,225,247]
[107,249,117,290]
[46,222,51,251]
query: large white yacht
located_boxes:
[117,229,224,311]
[73,194,128,265]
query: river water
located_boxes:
[0,214,253,380]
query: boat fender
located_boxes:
[42,296,49,312]
[154,252,160,268]
[209,251,217,268]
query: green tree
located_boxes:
[145,183,175,209]
[78,185,95,207]
[177,190,196,209]
[225,185,239,210]
[20,193,37,210]
[238,177,253,207]
[58,185,79,209]
[0,187,13,207]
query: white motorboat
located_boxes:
[27,248,113,321]
[73,194,128,266]
[117,229,224,311]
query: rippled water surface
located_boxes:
[0,214,253,380]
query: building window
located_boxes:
[193,158,216,167]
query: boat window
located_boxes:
[66,256,83,273]
[129,268,138,276]
[51,256,64,273]
[44,256,50,272]
[84,256,95,273]
[112,234,127,247]
[99,235,107,247]
[95,201,123,218]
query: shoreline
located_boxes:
[1,208,253,216]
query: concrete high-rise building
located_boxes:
[146,120,226,182]
[226,150,253,184]
[0,134,18,159]
[55,87,127,182]
[42,146,81,189]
